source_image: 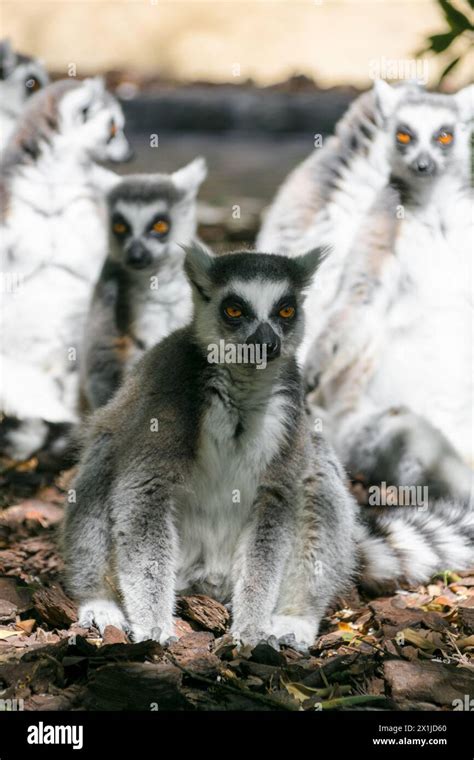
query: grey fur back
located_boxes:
[257,87,380,252]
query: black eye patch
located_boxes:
[433,126,455,147]
[220,294,255,326]
[147,214,171,238]
[25,76,41,95]
[111,213,130,238]
[395,123,416,149]
[273,294,297,315]
[272,295,297,327]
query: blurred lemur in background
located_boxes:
[0,39,49,150]
[0,77,132,460]
[257,79,419,363]
[304,83,474,502]
[63,244,474,648]
[259,81,473,498]
[80,157,207,411]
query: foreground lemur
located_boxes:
[80,157,207,410]
[63,244,474,647]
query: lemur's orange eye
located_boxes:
[225,306,242,318]
[396,131,411,145]
[113,221,127,235]
[437,131,453,145]
[110,121,118,138]
[279,306,295,319]
[152,220,169,235]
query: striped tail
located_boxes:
[357,499,474,585]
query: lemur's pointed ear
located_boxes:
[373,79,403,119]
[173,157,208,196]
[455,84,474,123]
[183,241,214,301]
[294,246,329,289]
[92,75,106,92]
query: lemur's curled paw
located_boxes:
[269,615,317,650]
[78,599,129,635]
[231,625,278,650]
[232,616,316,651]
[130,623,175,645]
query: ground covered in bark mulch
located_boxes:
[0,458,473,712]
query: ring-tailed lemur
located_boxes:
[0,77,132,460]
[80,157,207,411]
[63,244,474,648]
[257,79,423,364]
[0,39,49,151]
[305,83,474,500]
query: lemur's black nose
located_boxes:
[265,338,281,359]
[126,241,151,269]
[245,323,281,361]
[413,153,435,175]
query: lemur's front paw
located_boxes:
[269,615,317,650]
[231,624,275,649]
[130,622,175,645]
[78,599,129,635]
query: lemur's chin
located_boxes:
[410,167,437,178]
[263,351,280,363]
[106,147,135,164]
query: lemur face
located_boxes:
[374,79,473,184]
[58,77,131,162]
[185,244,326,365]
[391,103,457,179]
[0,39,49,113]
[107,158,207,272]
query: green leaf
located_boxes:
[321,695,387,710]
[427,31,457,53]
[341,630,358,641]
[438,0,473,32]
[439,56,462,82]
[281,679,327,702]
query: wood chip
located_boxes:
[0,599,17,623]
[32,584,77,628]
[102,625,128,645]
[384,660,474,706]
[85,662,189,710]
[178,594,229,635]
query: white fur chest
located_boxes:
[0,158,110,422]
[129,271,192,351]
[369,191,473,461]
[6,161,108,281]
[175,380,290,599]
[3,166,108,351]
